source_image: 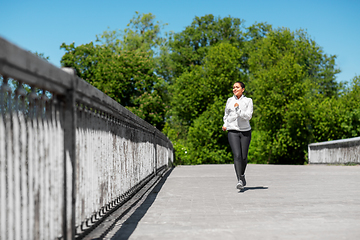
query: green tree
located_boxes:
[186,98,232,164]
[163,15,271,165]
[248,28,340,164]
[60,13,168,130]
[170,42,244,126]
[167,14,245,79]
[165,43,245,164]
[33,51,50,62]
[97,12,167,54]
[165,15,271,81]
[341,75,360,137]
[311,75,360,142]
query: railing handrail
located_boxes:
[0,36,170,142]
[308,136,360,147]
[0,36,72,94]
[0,35,173,240]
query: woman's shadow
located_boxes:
[239,186,268,193]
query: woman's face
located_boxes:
[233,83,244,98]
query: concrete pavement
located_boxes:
[100,164,360,240]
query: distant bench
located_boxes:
[308,137,360,164]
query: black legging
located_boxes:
[228,130,251,180]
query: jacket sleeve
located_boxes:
[236,98,253,121]
[223,99,230,127]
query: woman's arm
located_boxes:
[222,99,230,129]
[239,98,253,121]
[235,98,253,121]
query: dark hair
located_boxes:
[234,81,245,89]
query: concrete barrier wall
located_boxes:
[308,137,360,164]
[0,36,173,240]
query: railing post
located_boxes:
[153,131,158,176]
[62,67,77,240]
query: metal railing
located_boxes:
[0,36,173,240]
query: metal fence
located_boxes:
[0,37,173,240]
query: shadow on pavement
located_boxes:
[239,186,268,193]
[110,168,174,240]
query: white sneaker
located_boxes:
[236,180,244,190]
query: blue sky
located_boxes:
[1,0,359,83]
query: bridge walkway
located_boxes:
[86,164,360,240]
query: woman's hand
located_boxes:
[234,103,239,107]
[222,126,227,131]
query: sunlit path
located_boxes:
[97,164,360,240]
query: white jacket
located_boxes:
[223,95,253,131]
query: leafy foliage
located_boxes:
[60,12,168,130]
[164,15,272,165]
[166,19,359,165]
[311,75,360,142]
[169,42,244,126]
[247,28,341,164]
[186,98,232,164]
[166,14,271,81]
[58,13,360,165]
[33,52,50,61]
[169,41,244,164]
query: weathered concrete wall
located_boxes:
[0,36,173,240]
[74,106,173,235]
[308,137,360,164]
